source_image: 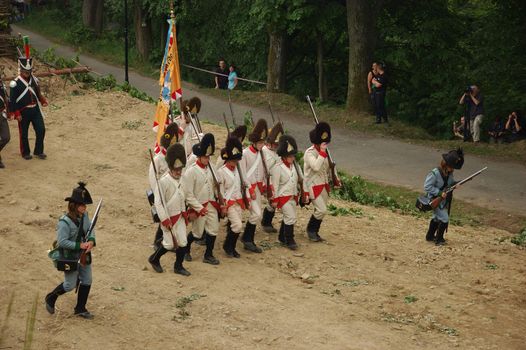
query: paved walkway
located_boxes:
[13,25,526,215]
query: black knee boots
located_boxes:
[306,215,323,242]
[261,207,277,233]
[242,222,262,253]
[278,221,286,245]
[153,225,163,251]
[185,232,196,261]
[283,224,298,250]
[174,246,191,276]
[203,234,220,265]
[425,219,439,242]
[223,224,241,258]
[148,245,168,273]
[435,222,448,246]
[45,283,66,314]
[74,284,93,319]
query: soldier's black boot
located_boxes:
[148,245,168,273]
[306,215,323,242]
[223,225,235,257]
[185,232,196,262]
[283,224,298,250]
[435,222,447,246]
[242,222,262,253]
[45,283,66,314]
[231,232,241,258]
[425,219,439,242]
[153,225,163,251]
[278,221,286,245]
[203,234,220,265]
[174,246,191,276]
[261,208,277,233]
[74,284,94,319]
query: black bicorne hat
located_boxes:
[65,182,93,205]
[192,133,215,157]
[442,148,464,169]
[165,143,187,170]
[266,122,284,144]
[309,122,331,144]
[276,135,298,157]
[221,137,243,161]
[160,122,180,149]
[248,119,268,143]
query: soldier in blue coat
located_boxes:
[9,55,48,160]
[424,149,464,245]
[45,182,96,319]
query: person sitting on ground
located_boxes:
[453,116,465,139]
[504,111,524,143]
[488,116,505,144]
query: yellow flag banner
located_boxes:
[153,16,183,153]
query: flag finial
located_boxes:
[170,2,175,19]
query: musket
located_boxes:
[227,89,236,126]
[149,149,178,248]
[186,111,225,218]
[306,95,340,187]
[79,198,103,267]
[221,113,249,208]
[430,167,488,209]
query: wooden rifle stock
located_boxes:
[429,167,488,210]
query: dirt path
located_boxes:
[12,25,526,216]
[0,81,525,349]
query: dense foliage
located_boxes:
[24,0,525,139]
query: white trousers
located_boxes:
[191,205,219,238]
[161,219,187,249]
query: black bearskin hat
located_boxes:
[165,143,187,170]
[248,119,269,143]
[266,122,284,144]
[230,125,247,142]
[442,148,464,170]
[192,133,215,157]
[160,122,180,149]
[276,135,298,157]
[220,137,243,161]
[309,122,331,144]
[187,97,202,114]
[65,182,93,205]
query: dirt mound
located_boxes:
[0,86,525,349]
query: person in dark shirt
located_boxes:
[214,59,229,90]
[459,85,484,142]
[0,80,11,168]
[488,116,505,144]
[371,62,388,124]
[504,111,524,143]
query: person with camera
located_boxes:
[504,111,524,143]
[459,85,484,142]
[371,62,388,124]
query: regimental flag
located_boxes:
[152,15,183,153]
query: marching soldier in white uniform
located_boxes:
[260,122,284,233]
[271,135,302,250]
[148,143,191,276]
[182,133,221,265]
[239,119,268,253]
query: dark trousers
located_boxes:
[374,91,388,123]
[0,116,10,153]
[18,107,45,156]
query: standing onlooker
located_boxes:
[459,85,484,142]
[228,64,238,90]
[488,116,505,144]
[0,82,11,168]
[371,62,388,124]
[504,111,524,143]
[214,58,228,90]
[367,62,378,110]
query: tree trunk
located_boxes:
[82,0,104,34]
[160,18,168,51]
[134,3,152,61]
[316,31,328,102]
[266,29,288,92]
[345,0,379,112]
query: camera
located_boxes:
[464,86,472,93]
